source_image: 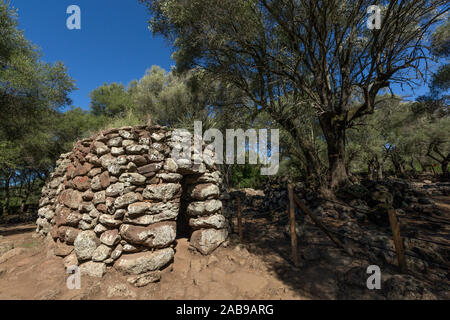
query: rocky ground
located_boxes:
[230,178,450,299]
[0,223,304,300]
[0,179,448,300]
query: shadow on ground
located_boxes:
[233,199,449,300]
[0,223,36,237]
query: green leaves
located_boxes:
[89,83,131,117]
[431,21,450,58]
[0,2,32,67]
[0,1,77,212]
[88,65,241,132]
[431,64,450,93]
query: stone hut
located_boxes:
[36,125,229,279]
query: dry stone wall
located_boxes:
[36,125,229,280]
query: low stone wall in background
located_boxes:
[36,125,230,281]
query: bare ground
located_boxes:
[0,223,307,300]
[0,192,448,300]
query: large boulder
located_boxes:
[58,226,80,244]
[189,214,227,229]
[127,201,179,219]
[189,183,220,200]
[120,221,176,248]
[127,202,153,217]
[38,207,55,220]
[91,171,110,191]
[100,229,121,246]
[190,228,228,255]
[74,230,100,261]
[99,214,122,227]
[72,176,91,191]
[105,183,125,197]
[114,192,140,209]
[142,183,181,202]
[119,173,147,185]
[55,207,81,227]
[80,261,107,278]
[187,199,222,216]
[124,210,178,226]
[58,189,82,209]
[115,248,174,275]
[137,163,163,175]
[92,244,112,262]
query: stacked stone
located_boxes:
[168,130,230,255]
[36,152,72,236]
[183,171,229,255]
[35,125,228,280]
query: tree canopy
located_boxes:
[0,0,448,215]
[141,0,448,189]
[0,1,76,214]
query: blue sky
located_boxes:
[10,0,436,112]
[11,0,174,111]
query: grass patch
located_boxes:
[16,241,39,249]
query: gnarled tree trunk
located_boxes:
[368,161,375,180]
[319,114,348,189]
[377,164,383,180]
[280,117,326,189]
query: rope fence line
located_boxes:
[398,216,450,225]
[265,214,450,270]
[317,196,450,224]
[234,200,450,247]
[327,229,450,271]
[310,198,450,248]
[231,188,450,272]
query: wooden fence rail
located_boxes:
[292,194,349,253]
[235,185,407,273]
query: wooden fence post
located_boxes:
[237,197,243,242]
[388,209,407,273]
[288,184,299,267]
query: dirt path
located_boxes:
[0,223,305,300]
[0,188,448,300]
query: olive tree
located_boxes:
[141,0,448,188]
